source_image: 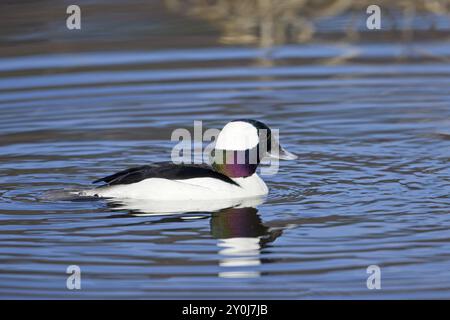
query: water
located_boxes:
[1,3,450,299]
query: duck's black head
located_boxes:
[211,119,297,178]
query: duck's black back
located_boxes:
[93,162,239,186]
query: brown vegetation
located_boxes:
[165,0,450,46]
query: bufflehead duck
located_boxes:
[81,119,296,201]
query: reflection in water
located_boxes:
[211,206,282,278]
[105,197,281,279]
[106,196,266,215]
[166,0,450,46]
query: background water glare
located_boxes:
[0,0,450,299]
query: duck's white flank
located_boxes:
[107,196,265,215]
[81,173,268,200]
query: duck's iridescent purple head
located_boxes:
[211,119,297,178]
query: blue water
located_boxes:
[1,1,450,299]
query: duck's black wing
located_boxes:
[92,162,239,186]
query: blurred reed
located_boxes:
[165,0,450,46]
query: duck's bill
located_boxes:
[268,146,298,160]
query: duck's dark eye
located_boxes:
[257,129,272,154]
[267,132,272,152]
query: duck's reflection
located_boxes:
[211,206,282,278]
[105,197,282,279]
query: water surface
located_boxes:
[1,2,450,299]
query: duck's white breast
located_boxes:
[82,173,268,200]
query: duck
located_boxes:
[80,119,296,201]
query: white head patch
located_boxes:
[215,121,259,151]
